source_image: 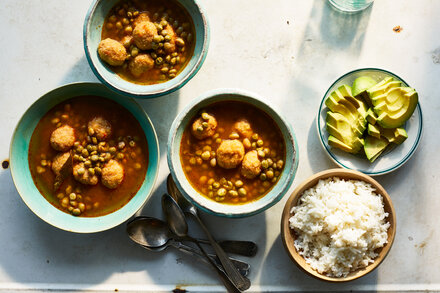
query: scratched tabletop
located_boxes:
[0,0,439,292]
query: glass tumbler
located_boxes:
[328,0,374,12]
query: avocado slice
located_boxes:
[352,76,377,107]
[328,136,354,153]
[326,85,368,129]
[367,123,381,138]
[367,78,400,105]
[370,81,404,107]
[366,108,378,125]
[380,127,396,142]
[330,85,362,109]
[325,97,366,134]
[374,87,418,128]
[328,135,364,154]
[326,111,363,137]
[393,128,408,144]
[364,135,389,162]
[326,112,364,154]
[371,124,408,144]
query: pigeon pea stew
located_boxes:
[180,101,286,204]
[99,0,195,84]
[28,96,149,217]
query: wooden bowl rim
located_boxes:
[281,168,396,282]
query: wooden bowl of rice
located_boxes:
[281,168,396,282]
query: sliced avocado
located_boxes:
[393,128,408,144]
[370,81,404,107]
[380,127,396,142]
[375,87,418,128]
[326,111,364,154]
[330,85,362,109]
[328,136,353,153]
[328,135,364,154]
[352,76,377,107]
[367,77,400,105]
[326,112,363,138]
[364,135,389,162]
[325,97,366,134]
[352,137,365,152]
[371,124,408,144]
[367,123,381,138]
[353,76,377,97]
[366,108,378,125]
[326,85,368,128]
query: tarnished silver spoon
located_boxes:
[167,175,252,291]
[162,194,243,292]
[126,216,250,277]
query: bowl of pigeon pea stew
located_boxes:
[10,83,159,233]
[168,89,299,217]
[84,0,209,98]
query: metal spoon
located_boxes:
[127,214,253,257]
[126,217,250,277]
[167,175,252,291]
[162,194,243,293]
[165,176,257,257]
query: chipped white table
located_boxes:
[0,0,439,291]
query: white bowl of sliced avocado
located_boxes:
[317,68,423,176]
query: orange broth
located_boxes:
[28,96,148,217]
[180,101,286,204]
[101,0,195,84]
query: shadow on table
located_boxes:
[307,118,335,173]
[58,55,99,85]
[320,1,373,51]
[284,0,373,174]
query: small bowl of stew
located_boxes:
[84,0,209,98]
[10,82,160,233]
[168,89,299,217]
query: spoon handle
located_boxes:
[171,241,250,277]
[187,237,243,293]
[193,215,251,291]
[196,240,258,257]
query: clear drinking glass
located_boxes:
[328,0,374,12]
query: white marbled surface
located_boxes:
[0,0,439,292]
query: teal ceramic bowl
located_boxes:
[10,83,160,233]
[167,89,299,218]
[83,0,209,98]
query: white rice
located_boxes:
[289,177,390,277]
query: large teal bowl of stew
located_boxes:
[168,89,299,218]
[10,83,160,233]
[83,0,209,98]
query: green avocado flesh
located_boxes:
[367,78,418,128]
[364,135,389,162]
[367,123,408,144]
[367,123,381,138]
[366,108,377,125]
[325,86,367,154]
[325,75,415,162]
[374,87,418,128]
[352,76,377,106]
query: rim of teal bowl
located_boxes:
[317,67,423,176]
[83,0,210,99]
[167,88,299,218]
[9,82,160,233]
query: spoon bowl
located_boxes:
[126,216,171,249]
[127,216,251,278]
[161,193,189,237]
[165,179,251,291]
